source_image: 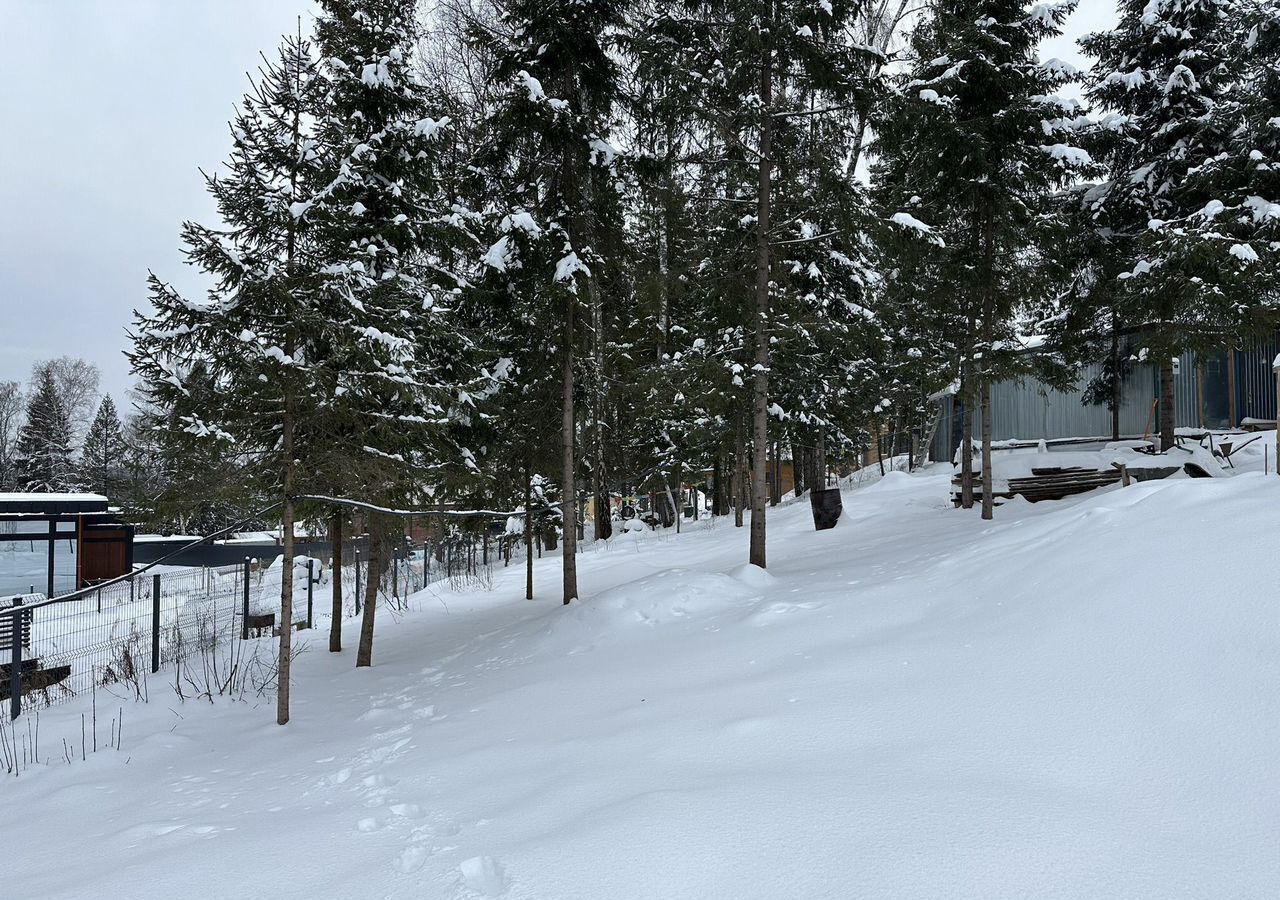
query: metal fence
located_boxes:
[1,526,544,719]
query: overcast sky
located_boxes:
[0,0,1119,410]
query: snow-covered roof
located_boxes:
[0,492,107,502]
[0,492,110,514]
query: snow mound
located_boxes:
[728,562,776,589]
[570,568,760,627]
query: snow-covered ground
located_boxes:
[5,469,1278,899]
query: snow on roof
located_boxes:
[0,492,111,514]
[0,492,107,502]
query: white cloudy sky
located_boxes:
[0,0,1119,408]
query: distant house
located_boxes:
[929,334,1280,462]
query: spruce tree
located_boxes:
[636,0,879,563]
[1081,0,1240,448]
[305,0,484,655]
[1147,0,1280,332]
[873,0,1092,518]
[15,368,75,492]
[130,28,325,724]
[471,0,627,603]
[81,395,125,495]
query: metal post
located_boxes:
[241,557,251,640]
[306,559,314,630]
[151,573,161,673]
[9,599,23,721]
[47,519,55,598]
[354,549,362,615]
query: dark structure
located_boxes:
[0,493,135,599]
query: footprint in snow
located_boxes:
[396,843,431,874]
[458,856,508,897]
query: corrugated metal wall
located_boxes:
[1235,334,1280,422]
[929,335,1280,462]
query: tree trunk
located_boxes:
[329,511,342,652]
[769,441,781,506]
[749,32,773,570]
[980,370,994,521]
[792,436,807,496]
[734,424,746,528]
[712,455,724,516]
[1274,369,1280,475]
[960,366,975,509]
[815,430,826,489]
[876,420,885,477]
[356,515,385,667]
[525,464,534,600]
[277,415,294,726]
[673,460,683,533]
[1195,358,1206,429]
[561,301,579,605]
[1227,346,1237,428]
[1160,359,1175,453]
[1110,310,1121,442]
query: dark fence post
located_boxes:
[241,557,251,640]
[151,573,161,673]
[9,598,23,721]
[306,559,315,629]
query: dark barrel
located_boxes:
[809,488,842,531]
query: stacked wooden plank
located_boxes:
[951,465,1123,506]
[1008,465,1123,502]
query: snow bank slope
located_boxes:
[8,471,1278,899]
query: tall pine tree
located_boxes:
[471,0,627,602]
[131,27,325,724]
[873,0,1092,518]
[81,394,125,495]
[1082,0,1240,449]
[14,369,75,493]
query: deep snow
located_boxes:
[5,469,1278,899]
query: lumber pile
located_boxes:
[951,465,1123,506]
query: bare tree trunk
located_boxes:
[769,441,781,506]
[1160,359,1175,453]
[793,436,807,495]
[561,302,579,605]
[657,193,671,359]
[329,511,342,653]
[1110,311,1121,442]
[1196,358,1205,429]
[712,455,724,516]
[356,516,385,667]
[876,421,885,477]
[960,353,975,509]
[734,425,746,528]
[1227,346,1237,428]
[980,371,994,521]
[673,460,683,533]
[588,180,611,544]
[749,31,774,570]
[525,464,534,600]
[815,430,826,488]
[277,418,294,725]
